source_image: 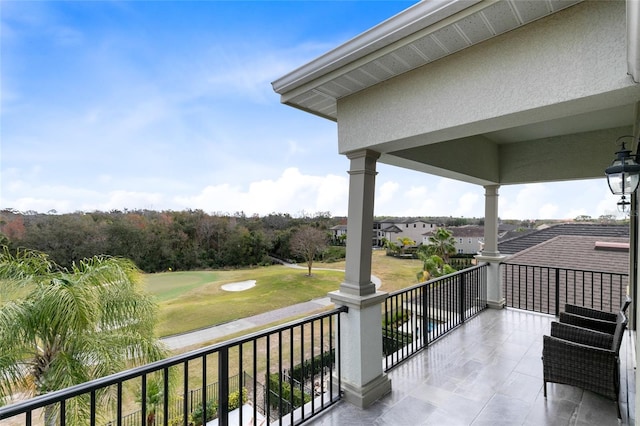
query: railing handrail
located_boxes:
[0,306,348,420]
[387,263,488,298]
[501,262,629,277]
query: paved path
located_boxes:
[161,297,335,350]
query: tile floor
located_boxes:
[307,308,635,426]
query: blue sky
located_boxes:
[1,1,622,220]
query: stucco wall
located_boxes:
[337,1,634,154]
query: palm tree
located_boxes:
[416,253,456,281]
[423,228,456,263]
[0,247,167,425]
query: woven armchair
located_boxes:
[542,311,627,419]
[560,296,631,334]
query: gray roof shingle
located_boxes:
[498,223,628,255]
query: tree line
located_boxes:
[0,209,343,273]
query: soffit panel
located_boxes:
[274,0,583,120]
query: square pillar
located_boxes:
[330,149,391,408]
[475,185,507,309]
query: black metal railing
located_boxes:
[502,263,628,316]
[383,264,488,371]
[0,307,347,426]
[111,373,246,426]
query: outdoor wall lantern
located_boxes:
[605,136,640,212]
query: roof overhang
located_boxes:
[273,0,640,188]
[272,0,638,121]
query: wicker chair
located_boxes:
[559,296,631,334]
[542,311,627,419]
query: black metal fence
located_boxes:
[501,263,629,316]
[383,264,488,371]
[110,374,247,426]
[0,307,347,426]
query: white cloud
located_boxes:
[173,167,348,216]
[93,191,165,213]
[456,192,480,217]
[286,139,305,158]
[376,181,400,207]
[500,184,551,219]
[538,203,559,219]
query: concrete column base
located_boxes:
[329,289,390,409]
[475,253,508,311]
[487,298,506,309]
[341,373,392,409]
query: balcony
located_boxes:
[305,308,635,426]
[0,264,633,425]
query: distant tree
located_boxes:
[421,228,456,263]
[290,226,328,276]
[599,214,617,223]
[0,247,166,425]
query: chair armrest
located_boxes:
[564,304,617,322]
[559,312,617,334]
[550,321,613,349]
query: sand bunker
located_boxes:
[221,280,256,292]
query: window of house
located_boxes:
[459,238,463,243]
[469,238,472,243]
[413,224,416,228]
[458,249,463,253]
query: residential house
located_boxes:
[273,0,640,422]
[375,218,437,247]
[430,225,485,254]
[329,224,348,244]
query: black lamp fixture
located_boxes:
[605,135,640,212]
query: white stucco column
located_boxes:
[329,149,391,408]
[475,185,507,309]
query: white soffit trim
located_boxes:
[271,0,480,94]
[629,0,640,83]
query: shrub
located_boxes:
[228,388,248,411]
[322,246,346,262]
[268,373,311,411]
[190,399,217,426]
[189,387,248,425]
[168,417,184,426]
[288,349,335,382]
[382,326,412,356]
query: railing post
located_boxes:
[421,287,429,346]
[218,347,229,426]
[554,268,560,317]
[459,273,466,323]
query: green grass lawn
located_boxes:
[146,251,424,338]
[146,266,345,337]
